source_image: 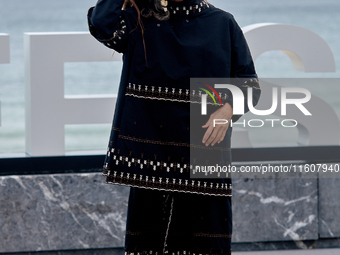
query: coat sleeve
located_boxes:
[227,15,261,122]
[87,0,135,53]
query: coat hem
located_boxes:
[124,250,231,255]
[103,171,232,197]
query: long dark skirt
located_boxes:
[124,187,232,255]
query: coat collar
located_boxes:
[167,0,211,17]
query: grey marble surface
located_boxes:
[0,173,329,253]
[0,248,125,255]
[0,172,129,253]
[319,178,340,238]
[231,178,318,245]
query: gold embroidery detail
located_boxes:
[126,230,142,236]
[118,134,231,151]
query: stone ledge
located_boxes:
[0,172,332,253]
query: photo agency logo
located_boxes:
[198,80,312,128]
[190,78,318,178]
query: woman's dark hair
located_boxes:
[123,0,170,21]
[122,0,170,65]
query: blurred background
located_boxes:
[0,0,339,154]
[0,1,340,254]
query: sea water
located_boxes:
[0,0,339,153]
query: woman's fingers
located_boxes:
[202,115,212,128]
[204,123,228,146]
[202,105,232,146]
[202,123,214,144]
[211,126,225,146]
[204,128,218,146]
[209,124,228,146]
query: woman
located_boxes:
[88,0,260,254]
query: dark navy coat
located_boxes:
[88,0,260,254]
[87,0,260,196]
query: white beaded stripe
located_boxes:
[169,0,210,15]
[105,175,232,197]
[125,93,224,105]
[103,169,232,190]
[107,182,232,197]
[126,81,259,98]
[105,153,188,173]
[128,83,226,97]
[126,83,232,105]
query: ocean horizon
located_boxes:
[0,0,339,154]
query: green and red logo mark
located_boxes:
[198,83,223,106]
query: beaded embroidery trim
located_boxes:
[104,170,232,197]
[88,15,127,48]
[117,134,231,151]
[240,78,261,90]
[168,0,210,16]
[103,148,232,197]
[105,148,229,174]
[105,148,190,173]
[125,83,231,106]
[125,79,260,104]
